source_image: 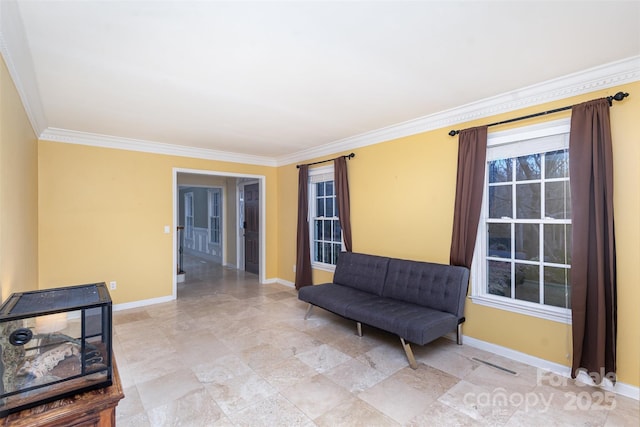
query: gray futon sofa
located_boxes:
[298,252,470,369]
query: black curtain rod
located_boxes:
[296,153,355,169]
[448,91,629,137]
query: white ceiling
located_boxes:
[2,1,639,163]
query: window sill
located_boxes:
[312,262,336,273]
[470,294,571,324]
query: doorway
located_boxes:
[243,182,259,274]
[173,169,266,299]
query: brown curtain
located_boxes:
[295,165,313,289]
[569,98,617,382]
[449,126,488,268]
[335,156,353,252]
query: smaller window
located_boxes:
[208,189,221,244]
[184,192,194,239]
[309,166,343,270]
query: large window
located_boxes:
[309,166,343,269]
[472,119,572,323]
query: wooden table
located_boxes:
[1,358,124,427]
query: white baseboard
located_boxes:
[460,334,639,401]
[275,278,295,288]
[113,295,175,312]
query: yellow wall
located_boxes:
[38,142,278,304]
[276,82,640,387]
[4,48,636,387]
[0,56,38,301]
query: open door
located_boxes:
[244,183,259,274]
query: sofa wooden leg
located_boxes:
[304,304,313,320]
[356,322,363,337]
[457,322,463,345]
[400,338,418,370]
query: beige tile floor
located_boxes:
[113,255,639,426]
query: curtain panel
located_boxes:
[569,98,617,382]
[295,165,313,289]
[449,126,488,269]
[335,156,353,252]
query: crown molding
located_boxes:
[0,0,47,136]
[275,55,640,166]
[40,128,278,167]
[41,53,639,168]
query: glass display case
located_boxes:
[0,283,112,417]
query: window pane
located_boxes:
[326,197,334,217]
[488,223,511,258]
[546,150,569,179]
[516,154,541,181]
[544,267,571,308]
[489,159,512,183]
[332,244,341,264]
[545,181,571,219]
[488,260,511,297]
[515,223,539,260]
[515,263,539,303]
[323,242,332,263]
[488,185,512,218]
[315,220,322,240]
[323,220,332,242]
[544,224,572,264]
[333,220,341,241]
[326,181,334,196]
[516,183,540,219]
[316,182,324,196]
[314,242,322,262]
[317,198,324,217]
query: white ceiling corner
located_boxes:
[0,0,47,135]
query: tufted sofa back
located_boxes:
[382,258,469,317]
[333,252,389,296]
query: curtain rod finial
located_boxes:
[613,91,629,101]
[608,91,629,106]
[449,130,459,137]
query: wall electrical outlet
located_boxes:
[109,281,117,290]
[293,264,296,273]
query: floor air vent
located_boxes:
[472,357,517,375]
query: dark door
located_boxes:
[244,183,259,274]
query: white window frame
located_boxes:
[308,165,343,272]
[184,192,194,239]
[208,188,221,245]
[470,118,572,324]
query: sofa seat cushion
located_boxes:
[345,297,459,345]
[298,283,380,318]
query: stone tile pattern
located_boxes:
[114,255,639,426]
